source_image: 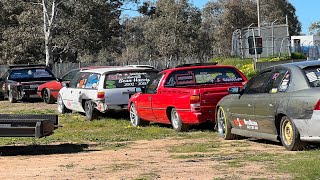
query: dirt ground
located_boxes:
[0,101,293,180]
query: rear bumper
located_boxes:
[178,108,215,125]
[293,111,320,142]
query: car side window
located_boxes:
[83,73,100,89]
[264,68,290,93]
[244,70,273,94]
[62,69,80,81]
[145,74,163,94]
[69,72,91,88]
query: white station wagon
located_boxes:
[57,66,158,120]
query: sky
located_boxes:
[123,0,320,35]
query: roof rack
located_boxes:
[8,64,47,69]
[175,62,218,68]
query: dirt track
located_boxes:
[0,101,293,180]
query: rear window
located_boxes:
[304,66,320,87]
[164,68,244,87]
[8,68,55,81]
[105,71,158,89]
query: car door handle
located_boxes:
[148,97,151,101]
[248,104,252,107]
[79,91,81,94]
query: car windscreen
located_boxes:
[8,68,55,82]
[164,67,244,87]
[304,66,320,87]
[105,71,158,89]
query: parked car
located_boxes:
[57,67,159,120]
[128,63,248,131]
[37,66,114,104]
[216,60,320,151]
[0,65,56,103]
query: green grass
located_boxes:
[275,150,320,179]
[0,111,216,148]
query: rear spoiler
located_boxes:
[175,62,218,68]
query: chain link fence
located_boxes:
[232,24,290,58]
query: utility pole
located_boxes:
[257,0,261,36]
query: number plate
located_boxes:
[30,85,38,88]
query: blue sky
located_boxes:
[123,0,320,34]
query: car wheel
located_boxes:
[84,100,98,121]
[8,90,17,103]
[171,108,188,132]
[42,88,55,104]
[130,103,149,127]
[280,116,306,151]
[57,94,70,114]
[217,106,236,140]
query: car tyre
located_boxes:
[280,116,306,151]
[171,108,188,132]
[217,106,237,140]
[130,103,149,127]
[8,90,17,103]
[42,88,55,104]
[57,94,70,114]
[84,100,98,121]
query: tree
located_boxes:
[309,21,320,36]
[260,0,301,35]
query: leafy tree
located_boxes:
[309,21,320,36]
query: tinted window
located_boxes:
[264,68,290,93]
[244,70,272,94]
[145,74,163,94]
[104,71,158,89]
[304,66,320,87]
[164,68,244,87]
[61,69,80,81]
[8,68,55,81]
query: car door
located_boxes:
[135,74,163,121]
[230,70,273,131]
[254,67,290,134]
[62,72,90,112]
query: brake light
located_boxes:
[314,99,320,110]
[97,92,105,99]
[190,95,200,111]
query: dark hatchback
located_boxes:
[216,60,320,151]
[0,65,56,103]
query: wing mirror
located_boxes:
[228,87,241,94]
[56,78,62,82]
[62,82,69,88]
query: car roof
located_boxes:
[80,67,158,74]
[161,65,240,73]
[278,60,320,69]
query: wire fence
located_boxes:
[232,24,290,58]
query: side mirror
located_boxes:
[228,87,241,94]
[56,78,62,82]
[140,87,146,94]
[62,82,69,88]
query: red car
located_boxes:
[37,66,114,104]
[128,63,248,131]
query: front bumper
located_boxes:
[293,111,320,142]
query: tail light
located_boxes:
[314,99,320,110]
[190,95,201,111]
[97,91,105,99]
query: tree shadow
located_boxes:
[0,143,97,156]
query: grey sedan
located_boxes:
[216,61,320,151]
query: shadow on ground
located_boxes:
[0,143,96,156]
